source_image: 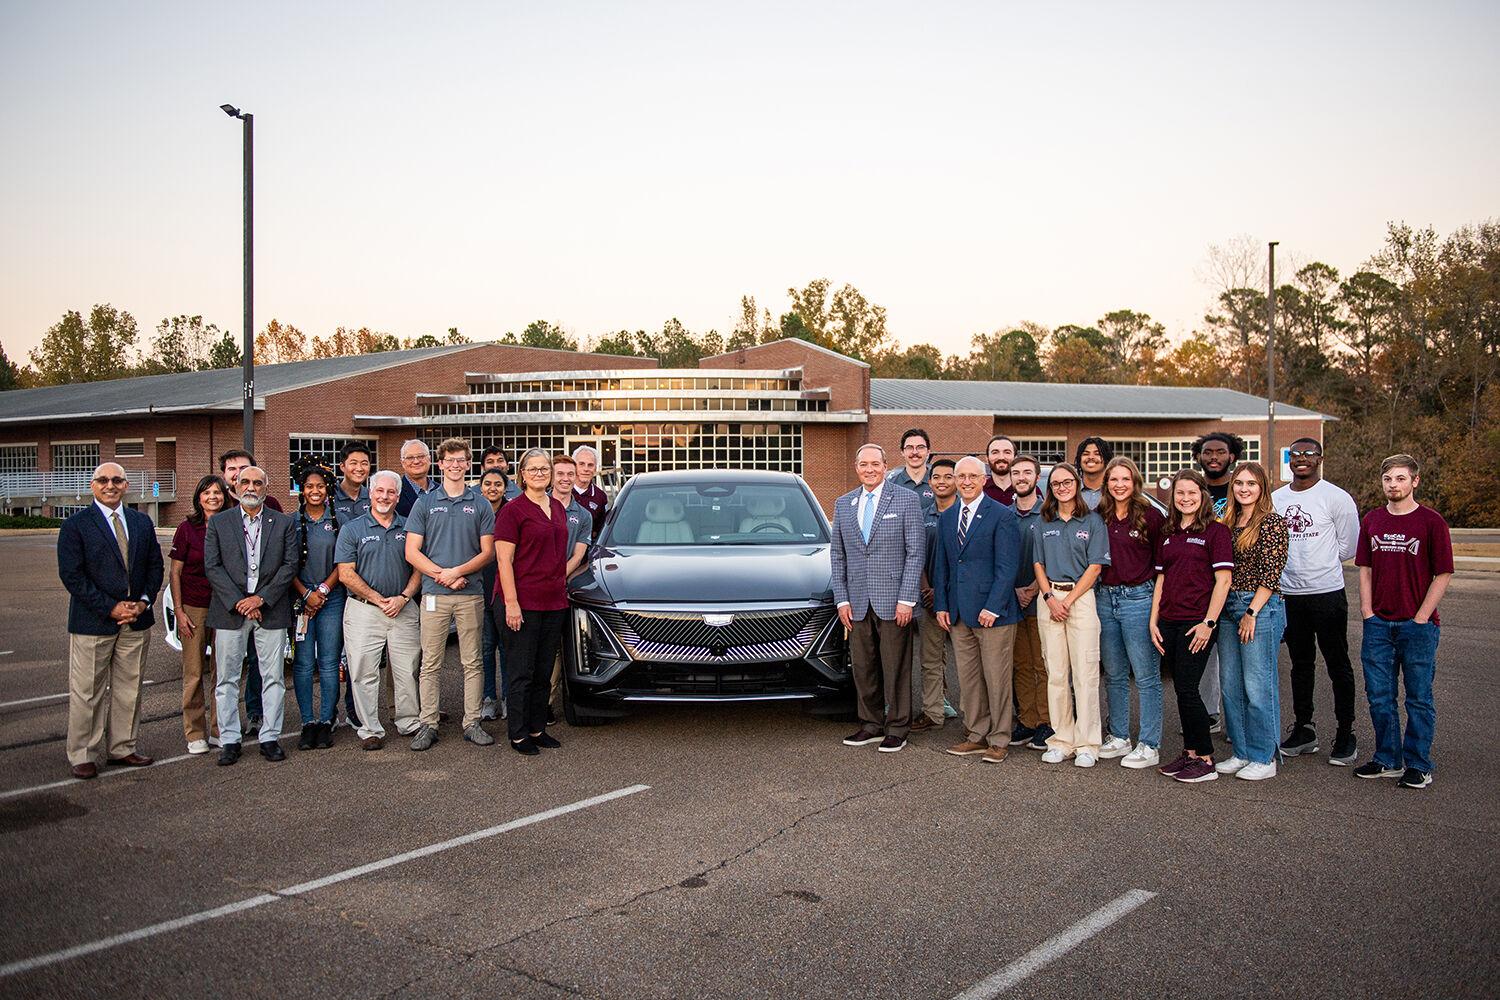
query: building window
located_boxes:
[288,435,379,487]
[0,444,38,476]
[51,442,101,473]
[1143,440,1196,484]
[1013,439,1067,465]
[115,439,145,458]
[1106,439,1148,469]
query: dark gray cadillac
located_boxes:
[562,470,851,724]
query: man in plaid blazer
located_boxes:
[830,443,928,752]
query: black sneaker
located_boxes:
[533,731,561,750]
[259,741,286,762]
[1353,761,1402,779]
[1029,725,1053,751]
[877,735,907,753]
[1280,724,1318,756]
[1397,768,1432,789]
[510,737,540,756]
[1009,724,1036,747]
[298,725,316,751]
[1328,731,1357,766]
[217,742,242,767]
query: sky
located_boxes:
[2,1,1497,363]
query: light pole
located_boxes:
[221,104,254,453]
[1266,240,1278,481]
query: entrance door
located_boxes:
[565,435,622,497]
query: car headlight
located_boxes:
[574,607,628,674]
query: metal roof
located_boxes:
[870,379,1328,420]
[0,343,477,424]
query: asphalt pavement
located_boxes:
[0,533,1496,999]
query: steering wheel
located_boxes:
[752,522,785,533]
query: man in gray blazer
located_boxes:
[204,466,299,765]
[830,443,927,752]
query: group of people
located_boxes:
[58,439,606,777]
[833,429,1453,789]
[58,426,1453,791]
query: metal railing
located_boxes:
[0,469,177,502]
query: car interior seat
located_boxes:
[738,493,793,533]
[637,496,694,543]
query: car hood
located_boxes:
[571,544,834,605]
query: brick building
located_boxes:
[0,337,1325,523]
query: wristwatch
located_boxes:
[1043,591,1055,602]
[1245,607,1257,618]
[1202,619,1218,630]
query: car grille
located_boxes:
[596,606,834,664]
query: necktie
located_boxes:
[860,491,875,543]
[958,504,970,546]
[111,510,129,571]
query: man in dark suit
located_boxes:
[830,443,927,753]
[203,465,299,765]
[57,463,165,779]
[933,456,1024,763]
[397,439,436,517]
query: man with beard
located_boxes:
[1272,437,1361,764]
[482,446,522,500]
[337,470,424,748]
[911,458,958,733]
[983,435,1017,506]
[1075,437,1113,512]
[1194,432,1243,518]
[218,449,283,738]
[1007,455,1051,749]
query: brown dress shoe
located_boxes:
[105,753,154,767]
[910,716,937,733]
[981,745,1008,763]
[946,741,987,756]
[71,762,99,780]
[361,736,384,751]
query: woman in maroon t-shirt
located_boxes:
[493,448,570,755]
[168,474,230,754]
[1150,469,1234,784]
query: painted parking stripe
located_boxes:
[1,678,163,712]
[0,753,197,802]
[951,889,1158,1000]
[0,783,650,978]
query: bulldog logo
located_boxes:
[1284,504,1314,533]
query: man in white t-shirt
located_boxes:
[1272,437,1360,765]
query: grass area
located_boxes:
[1453,543,1500,558]
[0,514,64,529]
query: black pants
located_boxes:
[1284,590,1355,731]
[848,606,914,738]
[495,606,565,742]
[1161,619,1219,756]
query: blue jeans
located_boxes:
[1361,617,1439,773]
[293,590,346,726]
[1097,582,1163,747]
[482,606,508,702]
[1218,592,1285,765]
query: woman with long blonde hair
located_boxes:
[1214,461,1290,780]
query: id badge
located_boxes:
[424,594,436,612]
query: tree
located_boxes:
[0,341,23,390]
[205,333,242,370]
[728,296,776,351]
[1336,271,1398,384]
[592,330,646,356]
[1152,334,1226,387]
[780,279,891,360]
[961,327,1044,381]
[501,320,577,351]
[444,327,469,345]
[29,304,139,385]
[142,314,225,374]
[870,343,949,380]
[1096,309,1166,382]
[1198,236,1268,392]
[1045,325,1111,384]
[255,319,307,364]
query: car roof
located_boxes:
[623,470,805,486]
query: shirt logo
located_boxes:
[462,505,475,514]
[1074,529,1090,541]
[1370,533,1420,555]
[1284,504,1315,533]
[1186,537,1207,546]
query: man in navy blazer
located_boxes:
[830,443,927,752]
[56,463,165,779]
[933,456,1023,763]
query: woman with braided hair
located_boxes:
[290,464,344,750]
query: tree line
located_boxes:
[2,219,1494,523]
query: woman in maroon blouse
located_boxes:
[169,474,230,755]
[493,449,570,755]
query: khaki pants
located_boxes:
[179,604,217,743]
[419,594,485,729]
[915,612,949,725]
[1013,616,1048,729]
[67,629,149,766]
[952,621,1016,747]
[344,596,422,739]
[1037,589,1102,756]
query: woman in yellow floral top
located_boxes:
[1214,461,1290,780]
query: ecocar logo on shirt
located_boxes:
[1371,533,1420,555]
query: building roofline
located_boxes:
[701,338,871,369]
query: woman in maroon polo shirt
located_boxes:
[1150,469,1234,784]
[168,474,230,755]
[493,448,570,755]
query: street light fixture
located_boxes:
[221,103,254,452]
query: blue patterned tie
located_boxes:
[860,491,875,543]
[958,504,970,547]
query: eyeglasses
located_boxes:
[1051,479,1077,489]
[1289,450,1321,458]
[523,466,551,475]
[901,444,928,452]
[93,476,128,486]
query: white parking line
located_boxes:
[0,783,650,978]
[1,678,162,711]
[951,889,1157,1000]
[0,753,196,802]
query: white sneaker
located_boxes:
[1236,761,1278,781]
[1099,736,1132,759]
[1208,715,1224,734]
[1041,748,1071,764]
[1215,756,1250,774]
[1120,743,1159,769]
[1074,751,1097,768]
[187,739,210,755]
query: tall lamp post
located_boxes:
[1266,241,1278,481]
[221,104,254,453]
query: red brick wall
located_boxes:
[700,340,868,412]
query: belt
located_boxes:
[1052,582,1076,592]
[351,592,396,607]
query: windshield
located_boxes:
[605,482,828,546]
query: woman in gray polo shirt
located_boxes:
[1029,462,1111,768]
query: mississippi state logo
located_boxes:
[1284,504,1314,533]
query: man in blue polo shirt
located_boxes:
[404,438,496,751]
[336,470,423,749]
[332,443,374,523]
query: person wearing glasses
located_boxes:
[546,453,593,722]
[396,439,436,518]
[1028,462,1109,767]
[493,449,571,755]
[169,474,231,755]
[889,428,938,514]
[57,463,166,779]
[478,467,510,722]
[404,438,496,751]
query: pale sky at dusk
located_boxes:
[2,1,1496,362]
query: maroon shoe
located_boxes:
[106,753,154,767]
[1173,757,1219,783]
[842,729,882,747]
[1158,751,1192,776]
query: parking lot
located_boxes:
[1,531,1496,999]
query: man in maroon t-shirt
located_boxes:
[983,435,1016,506]
[1353,454,1453,789]
[571,446,609,541]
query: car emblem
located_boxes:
[704,614,734,627]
